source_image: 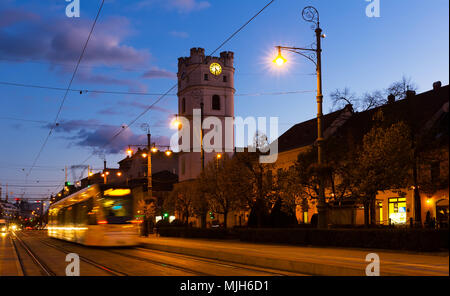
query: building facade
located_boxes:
[273,82,449,227]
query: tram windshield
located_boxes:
[100,189,133,224]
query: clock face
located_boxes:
[209,63,222,76]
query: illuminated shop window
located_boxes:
[388,197,407,224]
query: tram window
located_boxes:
[76,201,87,225]
[85,198,97,225]
[58,208,65,225]
[72,203,81,225]
[100,195,132,224]
[64,207,73,225]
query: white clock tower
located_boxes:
[177,48,235,182]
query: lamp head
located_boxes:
[273,47,287,66]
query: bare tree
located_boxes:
[330,76,418,113]
[330,88,358,111]
[386,76,418,100]
[360,90,386,111]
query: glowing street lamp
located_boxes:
[171,117,182,129]
[273,47,287,66]
[274,6,328,228]
[164,149,173,157]
[126,147,133,157]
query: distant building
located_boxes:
[0,200,19,221]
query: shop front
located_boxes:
[388,197,407,224]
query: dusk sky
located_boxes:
[0,0,448,200]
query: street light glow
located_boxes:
[273,48,287,66]
[165,149,172,156]
[171,118,182,129]
[126,148,133,156]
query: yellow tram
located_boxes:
[48,184,140,246]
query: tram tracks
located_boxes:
[104,248,209,276]
[132,247,304,276]
[17,231,128,276]
[17,231,305,276]
[38,239,128,276]
[11,232,55,276]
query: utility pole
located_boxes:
[147,131,152,201]
[200,101,205,172]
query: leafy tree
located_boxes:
[234,150,273,227]
[164,181,198,225]
[353,121,414,225]
[275,168,304,216]
[197,154,247,228]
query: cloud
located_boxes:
[0,8,40,28]
[128,100,174,114]
[136,0,210,13]
[167,0,210,12]
[74,68,148,92]
[170,31,189,38]
[47,119,171,154]
[97,107,121,116]
[142,67,176,79]
[73,126,145,154]
[0,12,149,69]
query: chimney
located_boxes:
[104,160,107,170]
[387,94,395,104]
[433,81,442,91]
[406,90,416,99]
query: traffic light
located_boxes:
[163,212,169,219]
[65,181,71,186]
[209,212,215,220]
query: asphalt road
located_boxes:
[1,230,306,276]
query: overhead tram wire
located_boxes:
[25,0,105,180]
[79,0,276,165]
[0,80,314,97]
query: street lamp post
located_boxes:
[141,123,153,202]
[274,6,327,228]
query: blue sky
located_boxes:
[0,0,448,199]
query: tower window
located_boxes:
[223,76,227,82]
[182,98,186,114]
[212,95,220,110]
[204,74,209,81]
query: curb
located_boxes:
[139,241,402,276]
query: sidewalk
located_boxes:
[0,234,23,276]
[139,235,449,276]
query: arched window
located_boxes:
[182,98,186,114]
[212,95,220,110]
